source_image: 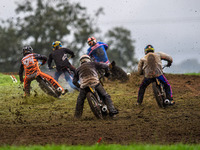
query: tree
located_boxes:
[0,20,23,72]
[15,0,102,63]
[0,0,103,72]
[105,27,137,71]
[0,0,138,72]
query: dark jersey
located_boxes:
[48,48,74,71]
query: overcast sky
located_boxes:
[74,0,200,65]
[1,0,200,65]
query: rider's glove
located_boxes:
[38,62,43,66]
[139,70,144,75]
[71,54,75,58]
[166,62,172,67]
[104,72,110,77]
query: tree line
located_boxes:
[0,0,137,72]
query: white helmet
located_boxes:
[80,55,91,64]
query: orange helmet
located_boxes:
[87,37,97,46]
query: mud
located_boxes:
[0,73,200,145]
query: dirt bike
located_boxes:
[84,61,125,119]
[152,66,169,108]
[97,61,129,83]
[109,61,129,82]
[37,63,62,98]
[89,55,129,82]
[36,75,61,98]
[86,85,108,119]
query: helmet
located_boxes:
[80,55,91,64]
[87,37,97,46]
[52,41,62,50]
[144,45,154,54]
[23,45,33,56]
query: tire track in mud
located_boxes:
[185,84,200,96]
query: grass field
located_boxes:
[185,73,200,76]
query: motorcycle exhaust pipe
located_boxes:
[102,105,107,112]
[164,99,170,104]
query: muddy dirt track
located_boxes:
[0,73,200,145]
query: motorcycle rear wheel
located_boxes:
[152,82,166,108]
[37,77,59,98]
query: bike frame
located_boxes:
[86,86,108,119]
[37,75,60,98]
[152,66,168,108]
[88,86,107,111]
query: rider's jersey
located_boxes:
[87,42,110,64]
[138,52,173,78]
[48,48,75,71]
[19,53,47,82]
[73,61,109,89]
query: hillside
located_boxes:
[0,73,199,145]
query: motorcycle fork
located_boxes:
[155,78,164,96]
[89,86,95,93]
[89,86,103,106]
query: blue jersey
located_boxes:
[87,42,110,64]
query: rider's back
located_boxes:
[76,61,108,88]
[87,42,109,64]
[76,62,99,88]
[21,53,40,77]
[49,48,73,70]
[138,52,172,78]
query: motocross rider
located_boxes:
[137,45,175,105]
[73,55,118,118]
[87,37,110,64]
[19,45,64,96]
[48,41,78,91]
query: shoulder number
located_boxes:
[23,56,34,66]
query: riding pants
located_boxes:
[24,71,63,96]
[137,74,173,104]
[74,83,116,118]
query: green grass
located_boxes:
[0,73,81,124]
[0,144,200,150]
[0,73,19,85]
[185,73,200,76]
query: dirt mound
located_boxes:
[0,73,200,145]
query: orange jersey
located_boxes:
[19,53,64,96]
[19,53,47,81]
[22,53,40,78]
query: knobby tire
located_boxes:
[37,77,59,98]
[86,92,103,119]
[152,82,165,108]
